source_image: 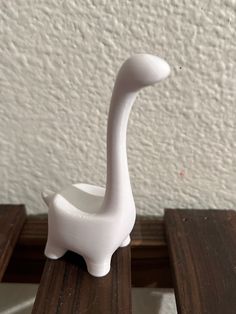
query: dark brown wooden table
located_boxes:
[1,205,169,314]
[32,247,131,314]
[165,209,236,314]
[1,204,236,313]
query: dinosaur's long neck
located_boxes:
[103,84,137,212]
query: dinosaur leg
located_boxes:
[44,238,66,259]
[120,234,131,247]
[85,256,112,277]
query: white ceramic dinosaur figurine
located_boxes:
[42,54,170,277]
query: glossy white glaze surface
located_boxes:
[42,54,170,276]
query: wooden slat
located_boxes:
[3,215,172,287]
[3,215,48,283]
[131,216,171,287]
[165,209,236,314]
[0,204,26,280]
[32,247,131,314]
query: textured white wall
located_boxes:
[1,0,236,215]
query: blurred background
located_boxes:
[0,0,235,313]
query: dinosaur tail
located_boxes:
[41,190,55,207]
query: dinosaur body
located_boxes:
[42,54,170,277]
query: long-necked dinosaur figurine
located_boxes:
[42,54,170,277]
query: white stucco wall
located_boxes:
[1,0,236,215]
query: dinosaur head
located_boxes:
[116,54,170,91]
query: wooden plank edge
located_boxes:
[0,204,26,280]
